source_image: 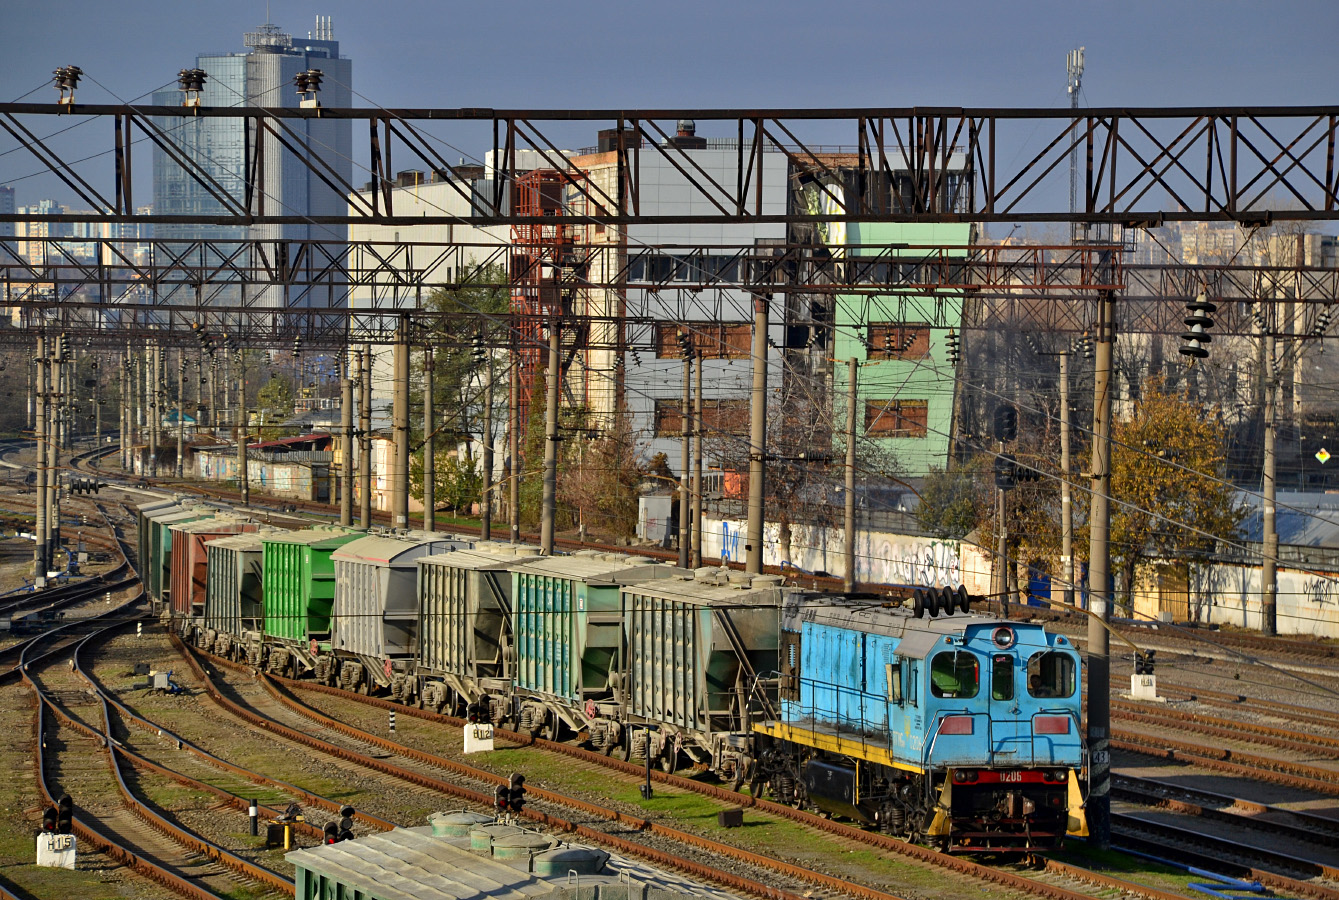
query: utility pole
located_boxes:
[480,351,494,542]
[844,358,858,592]
[1059,350,1075,609]
[422,346,435,533]
[93,351,102,449]
[120,351,129,471]
[340,357,354,527]
[236,350,249,506]
[148,343,159,478]
[359,346,372,529]
[1262,328,1278,636]
[208,355,218,435]
[175,351,185,478]
[678,348,692,568]
[1086,286,1116,850]
[994,475,1008,615]
[34,334,47,585]
[509,351,520,543]
[392,319,410,530]
[540,319,560,555]
[49,336,62,562]
[745,294,769,575]
[691,354,703,568]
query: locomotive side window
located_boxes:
[991,653,1014,701]
[929,650,979,699]
[1026,651,1076,698]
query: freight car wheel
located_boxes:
[659,753,676,774]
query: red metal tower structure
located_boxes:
[510,169,579,425]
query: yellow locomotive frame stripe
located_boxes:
[752,722,925,774]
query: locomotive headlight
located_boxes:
[1045,769,1068,783]
[952,769,978,784]
[992,626,1016,649]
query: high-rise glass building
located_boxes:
[152,17,353,307]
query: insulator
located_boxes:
[1179,293,1216,359]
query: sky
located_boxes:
[1,0,1337,211]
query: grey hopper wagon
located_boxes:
[329,532,471,700]
[202,528,282,663]
[616,569,786,778]
[415,542,539,716]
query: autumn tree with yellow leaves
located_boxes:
[1104,379,1247,611]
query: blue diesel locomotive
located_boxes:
[750,594,1087,852]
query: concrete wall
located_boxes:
[699,514,989,593]
[1189,560,1339,637]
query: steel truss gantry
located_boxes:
[0,238,1334,350]
[1,103,1337,227]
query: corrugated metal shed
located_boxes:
[287,825,741,900]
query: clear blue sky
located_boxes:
[2,0,1336,210]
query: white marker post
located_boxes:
[463,723,495,754]
[36,833,76,868]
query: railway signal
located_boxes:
[507,773,527,815]
[993,405,1017,443]
[56,795,72,834]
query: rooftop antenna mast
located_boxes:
[1067,47,1086,235]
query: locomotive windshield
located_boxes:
[930,650,979,698]
[1026,651,1076,698]
[991,653,1014,700]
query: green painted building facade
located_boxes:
[833,222,973,477]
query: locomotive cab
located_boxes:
[752,596,1086,852]
[922,623,1086,849]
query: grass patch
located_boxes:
[1051,841,1201,894]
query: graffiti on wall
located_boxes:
[702,517,962,588]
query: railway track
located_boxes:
[1148,679,1339,733]
[176,634,1302,900]
[22,617,293,899]
[1114,773,1339,846]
